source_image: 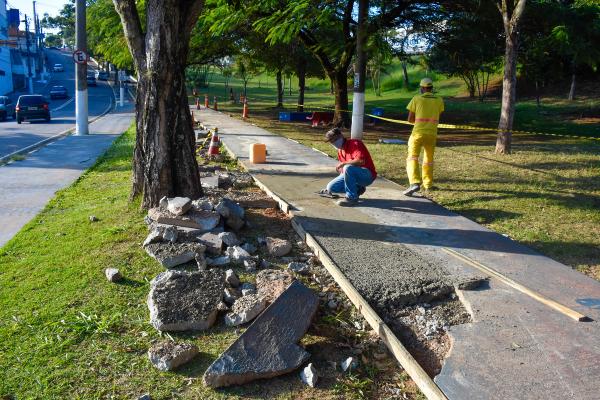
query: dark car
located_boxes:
[16,95,51,124]
[49,85,68,99]
[0,96,16,121]
[96,71,109,80]
[86,75,97,86]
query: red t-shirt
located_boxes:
[338,139,377,179]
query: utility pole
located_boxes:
[23,16,33,94]
[75,0,88,135]
[32,1,40,76]
[350,0,368,140]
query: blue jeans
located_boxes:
[326,165,375,200]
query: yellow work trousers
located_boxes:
[407,132,437,188]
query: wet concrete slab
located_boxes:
[195,107,600,399]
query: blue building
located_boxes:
[0,0,14,94]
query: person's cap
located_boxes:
[324,127,344,142]
[420,77,433,88]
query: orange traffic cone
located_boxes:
[204,94,209,108]
[242,98,249,119]
[207,128,220,158]
[213,96,218,111]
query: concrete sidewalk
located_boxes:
[196,107,600,399]
[0,111,134,248]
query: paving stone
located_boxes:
[105,268,122,283]
[225,245,251,263]
[224,294,266,326]
[300,363,318,387]
[144,242,206,268]
[287,262,310,275]
[218,231,240,247]
[223,287,241,305]
[256,269,295,304]
[148,208,220,231]
[266,237,292,257]
[166,197,192,216]
[148,341,199,371]
[240,282,257,296]
[207,255,231,267]
[197,232,223,255]
[225,269,240,287]
[148,269,224,332]
[192,199,214,211]
[203,281,319,387]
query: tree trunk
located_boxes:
[297,60,306,112]
[568,72,576,101]
[401,60,409,88]
[276,69,283,108]
[115,0,203,209]
[496,32,518,154]
[332,69,349,127]
[535,80,541,109]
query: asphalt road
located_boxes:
[0,49,115,158]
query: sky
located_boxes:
[7,0,67,30]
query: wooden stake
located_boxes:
[442,247,589,322]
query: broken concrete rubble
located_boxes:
[162,225,178,243]
[256,269,295,304]
[300,363,318,387]
[203,281,319,388]
[225,269,240,287]
[225,245,251,263]
[287,262,310,275]
[218,231,240,247]
[224,294,266,326]
[148,208,220,231]
[207,255,230,267]
[215,198,245,220]
[192,199,214,211]
[105,268,122,283]
[148,341,199,371]
[240,282,257,296]
[143,229,163,247]
[144,242,206,268]
[266,237,292,257]
[147,269,224,332]
[225,214,245,231]
[243,259,257,272]
[166,197,192,216]
[197,232,223,255]
[223,287,241,305]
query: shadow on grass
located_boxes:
[116,277,145,288]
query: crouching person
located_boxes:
[318,128,377,207]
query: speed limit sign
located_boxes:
[73,50,88,64]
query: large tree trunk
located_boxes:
[332,70,350,127]
[114,0,203,209]
[401,60,409,88]
[297,60,306,112]
[496,33,518,154]
[568,72,576,101]
[276,69,283,108]
[495,0,526,155]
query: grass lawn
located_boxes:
[0,126,422,400]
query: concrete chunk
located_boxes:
[144,242,206,268]
[148,208,220,231]
[203,281,319,388]
[224,294,266,326]
[266,237,292,257]
[256,269,295,304]
[148,341,199,371]
[148,269,224,332]
[197,232,223,255]
[105,268,122,283]
[300,363,318,387]
[166,197,192,216]
[218,231,240,247]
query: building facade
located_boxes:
[0,0,14,94]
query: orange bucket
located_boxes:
[249,143,266,164]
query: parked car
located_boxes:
[53,63,64,72]
[16,95,51,124]
[86,75,97,86]
[95,70,109,80]
[49,86,68,99]
[0,96,16,121]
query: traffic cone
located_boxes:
[213,96,218,111]
[242,98,249,119]
[207,128,220,158]
[204,94,209,108]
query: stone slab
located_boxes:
[203,281,318,387]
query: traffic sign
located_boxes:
[73,50,88,64]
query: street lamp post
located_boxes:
[75,0,88,135]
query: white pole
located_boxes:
[75,0,88,135]
[120,83,124,107]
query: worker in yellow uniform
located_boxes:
[403,77,445,196]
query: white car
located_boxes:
[53,64,64,72]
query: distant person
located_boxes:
[403,77,445,196]
[318,128,377,206]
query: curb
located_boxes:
[0,96,115,165]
